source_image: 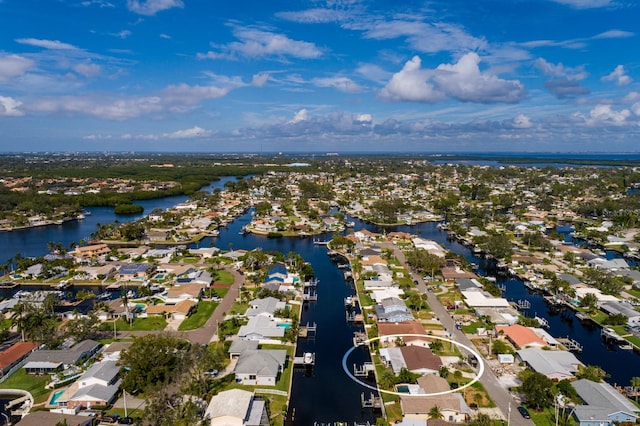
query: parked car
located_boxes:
[517,406,531,419]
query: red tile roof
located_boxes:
[0,342,38,370]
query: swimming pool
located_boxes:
[50,390,64,405]
[396,385,409,393]
[277,323,291,329]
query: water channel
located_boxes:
[1,178,639,423]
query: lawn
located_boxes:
[114,316,167,331]
[178,301,218,331]
[0,369,51,404]
[214,270,235,285]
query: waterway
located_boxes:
[1,179,639,422]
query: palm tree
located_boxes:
[428,405,444,420]
[10,301,29,342]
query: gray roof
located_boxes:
[24,340,100,365]
[78,360,119,385]
[572,379,640,422]
[456,278,482,291]
[516,348,582,377]
[557,273,582,286]
[205,389,253,421]
[119,263,154,274]
[234,350,287,377]
[601,301,640,319]
[69,380,121,403]
[229,340,259,355]
[238,316,286,340]
[245,297,286,317]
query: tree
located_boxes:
[119,333,186,393]
[579,293,598,311]
[521,371,553,410]
[428,405,444,420]
[575,364,608,383]
[631,377,640,402]
[64,312,100,341]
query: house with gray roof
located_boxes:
[600,301,640,326]
[245,297,286,318]
[572,379,640,426]
[234,349,287,386]
[23,340,101,374]
[238,316,286,341]
[228,340,259,359]
[516,348,583,380]
[375,297,414,323]
[204,389,269,426]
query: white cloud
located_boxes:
[276,8,347,23]
[632,103,640,116]
[251,73,270,87]
[588,104,631,125]
[594,29,634,39]
[534,58,587,80]
[0,54,34,82]
[112,30,132,39]
[0,96,23,116]
[159,33,171,39]
[313,77,362,93]
[549,0,614,8]
[356,113,372,122]
[356,63,391,84]
[290,109,309,123]
[126,0,183,15]
[602,65,632,86]
[74,62,102,78]
[512,114,532,128]
[15,38,78,50]
[434,53,525,103]
[165,126,211,138]
[198,27,324,61]
[379,56,443,103]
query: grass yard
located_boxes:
[214,270,235,285]
[178,301,218,331]
[0,369,51,404]
[114,316,167,331]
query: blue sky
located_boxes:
[1,0,639,153]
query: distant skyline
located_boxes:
[1,0,639,153]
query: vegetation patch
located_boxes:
[178,301,218,331]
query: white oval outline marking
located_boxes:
[341,333,485,397]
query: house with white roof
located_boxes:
[245,297,286,318]
[55,361,121,409]
[204,389,269,426]
[238,316,286,341]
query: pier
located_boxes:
[601,327,626,344]
[353,331,368,346]
[298,322,317,338]
[346,311,364,323]
[360,393,382,409]
[293,352,315,366]
[353,362,375,377]
[557,337,583,352]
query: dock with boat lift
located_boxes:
[353,362,375,377]
[346,311,364,323]
[293,352,315,366]
[298,322,317,338]
[557,337,583,352]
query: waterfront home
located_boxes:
[204,389,269,426]
[460,290,510,308]
[54,360,121,409]
[574,286,619,305]
[411,238,447,258]
[177,269,213,286]
[23,340,101,374]
[245,297,286,318]
[117,263,155,281]
[188,247,220,259]
[238,316,286,341]
[228,340,259,359]
[572,379,640,426]
[73,243,110,259]
[75,265,116,280]
[587,258,629,271]
[15,411,93,426]
[233,349,287,386]
[600,301,640,326]
[0,341,38,378]
[377,321,430,347]
[516,348,583,380]
[496,324,551,349]
[379,345,442,375]
[399,375,471,423]
[371,288,405,303]
[364,278,396,291]
[375,297,414,323]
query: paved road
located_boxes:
[380,243,533,426]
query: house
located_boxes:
[23,340,101,374]
[234,350,287,386]
[165,283,206,303]
[177,269,213,285]
[15,411,93,426]
[516,348,583,380]
[375,297,414,323]
[572,379,640,426]
[74,243,110,259]
[228,340,259,359]
[146,299,196,320]
[496,324,549,349]
[363,279,396,291]
[238,316,286,341]
[380,346,442,375]
[411,238,447,258]
[245,297,286,318]
[401,376,470,423]
[204,389,269,426]
[600,301,640,326]
[377,321,430,347]
[0,341,38,378]
[75,265,116,280]
[117,263,155,280]
[460,290,510,308]
[55,361,121,409]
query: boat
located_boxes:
[534,316,550,328]
[345,221,355,228]
[96,292,110,300]
[54,280,71,290]
[303,352,314,364]
[619,343,634,350]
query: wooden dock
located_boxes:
[557,337,583,352]
[353,331,368,346]
[0,281,18,289]
[298,322,317,338]
[353,362,375,377]
[346,312,364,323]
[361,393,382,409]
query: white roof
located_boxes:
[461,290,510,308]
[205,389,253,421]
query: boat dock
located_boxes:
[534,316,549,328]
[293,352,315,366]
[360,393,382,409]
[298,322,317,338]
[601,327,626,343]
[353,331,369,346]
[353,362,375,377]
[346,312,364,323]
[0,281,18,289]
[557,337,583,352]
